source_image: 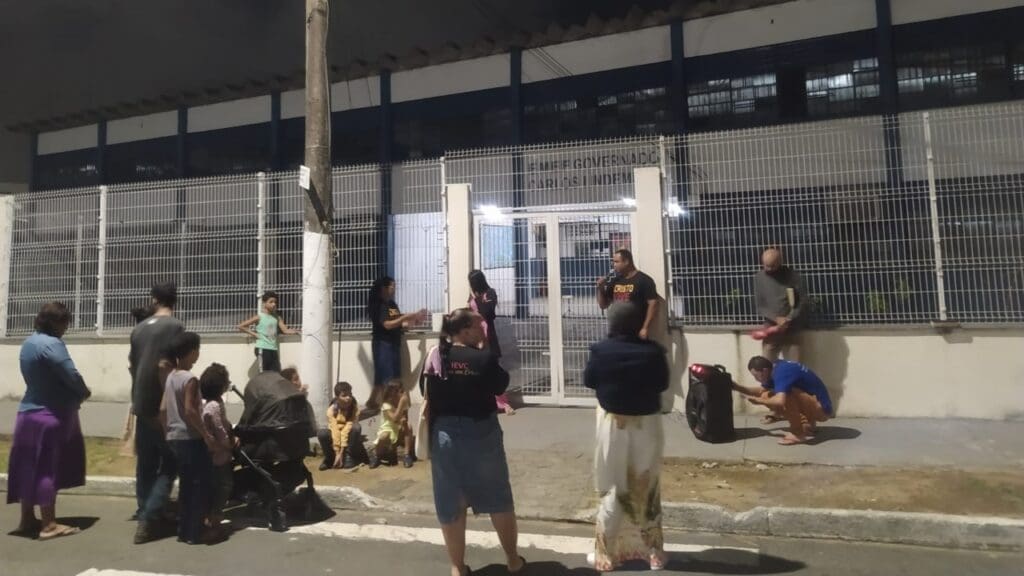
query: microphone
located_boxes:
[603,268,618,285]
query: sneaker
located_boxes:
[342,450,358,470]
[403,454,416,468]
[368,451,381,470]
[318,461,330,471]
[133,521,158,545]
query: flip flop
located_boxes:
[38,524,81,540]
[778,436,808,446]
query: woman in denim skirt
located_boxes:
[423,308,525,576]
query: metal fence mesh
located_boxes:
[4,101,1022,337]
[7,186,99,334]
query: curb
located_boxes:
[3,474,1022,551]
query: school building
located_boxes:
[0,0,1022,419]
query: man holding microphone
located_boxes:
[596,249,660,340]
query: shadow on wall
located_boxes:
[801,330,850,415]
[667,326,689,411]
[355,343,373,386]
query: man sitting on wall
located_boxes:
[732,356,833,446]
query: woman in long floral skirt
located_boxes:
[584,302,669,571]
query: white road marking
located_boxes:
[260,521,759,556]
[77,566,341,576]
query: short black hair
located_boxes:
[281,367,298,382]
[334,381,352,397]
[34,301,71,337]
[130,304,154,324]
[151,282,178,309]
[200,363,230,400]
[614,248,634,265]
[747,356,773,372]
[168,331,201,362]
[261,290,279,303]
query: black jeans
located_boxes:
[169,439,212,544]
[135,417,177,523]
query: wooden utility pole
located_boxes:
[301,0,332,423]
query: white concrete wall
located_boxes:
[0,334,435,411]
[393,55,509,102]
[684,0,877,58]
[37,125,98,155]
[669,328,1024,420]
[187,96,272,133]
[107,111,178,145]
[891,0,1024,25]
[2,329,1021,420]
[523,26,671,82]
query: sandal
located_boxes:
[38,524,81,540]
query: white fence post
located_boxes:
[256,172,267,308]
[96,185,108,336]
[74,214,84,330]
[0,194,15,339]
[922,112,949,322]
[445,183,472,313]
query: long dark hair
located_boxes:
[436,308,477,380]
[366,276,395,321]
[468,270,491,295]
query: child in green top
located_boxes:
[237,291,297,373]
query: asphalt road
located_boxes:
[0,494,1020,576]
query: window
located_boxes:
[105,137,178,183]
[393,89,511,160]
[688,74,777,119]
[523,63,671,144]
[279,108,381,170]
[897,45,1009,108]
[805,58,880,117]
[187,123,271,177]
[524,87,670,144]
[33,149,99,191]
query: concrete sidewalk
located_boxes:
[2,400,1023,469]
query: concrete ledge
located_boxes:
[4,474,1023,551]
[766,507,1024,551]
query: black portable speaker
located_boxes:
[686,363,736,443]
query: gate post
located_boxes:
[445,183,472,314]
[0,194,15,339]
[633,166,679,412]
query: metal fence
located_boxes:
[4,162,448,336]
[3,101,1022,336]
[667,102,1024,326]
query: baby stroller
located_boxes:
[230,371,318,532]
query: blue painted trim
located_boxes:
[176,107,187,221]
[671,19,690,204]
[176,106,188,178]
[270,91,282,171]
[379,70,395,281]
[875,0,904,189]
[875,0,898,113]
[96,121,107,184]
[510,48,529,319]
[510,48,523,146]
[893,5,1024,50]
[670,20,687,135]
[522,62,670,105]
[27,132,37,191]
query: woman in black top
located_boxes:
[366,276,427,410]
[425,308,525,576]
